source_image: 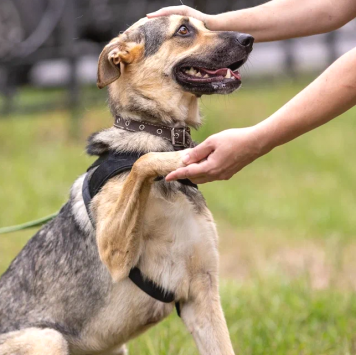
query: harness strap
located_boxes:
[129,267,175,303]
[82,151,197,316]
[88,152,144,198]
[83,152,143,226]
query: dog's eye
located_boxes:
[176,25,190,36]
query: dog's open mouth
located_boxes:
[175,59,245,95]
[180,66,241,83]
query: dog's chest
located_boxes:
[138,186,217,298]
[76,185,216,353]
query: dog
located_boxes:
[0,15,253,355]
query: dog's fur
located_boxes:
[0,15,252,355]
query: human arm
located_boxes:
[147,0,356,42]
[166,47,356,184]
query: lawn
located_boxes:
[1,79,356,354]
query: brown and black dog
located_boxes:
[0,15,253,355]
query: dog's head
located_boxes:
[97,16,253,124]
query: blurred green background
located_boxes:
[1,79,356,354]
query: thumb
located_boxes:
[183,139,214,165]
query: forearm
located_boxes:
[209,0,356,42]
[255,47,356,153]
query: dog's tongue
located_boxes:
[199,67,241,80]
[201,68,228,76]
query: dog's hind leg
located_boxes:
[0,327,68,355]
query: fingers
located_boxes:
[147,6,188,18]
[166,139,217,183]
[165,161,210,182]
[183,139,215,165]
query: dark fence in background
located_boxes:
[0,0,345,123]
[0,0,268,117]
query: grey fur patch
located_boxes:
[140,17,169,57]
[0,203,111,336]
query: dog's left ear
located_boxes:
[97,37,144,89]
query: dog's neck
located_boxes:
[87,126,179,157]
[87,81,201,157]
[107,81,201,129]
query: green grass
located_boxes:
[1,79,356,354]
[130,279,356,355]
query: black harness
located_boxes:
[82,151,197,315]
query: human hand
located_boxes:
[166,128,267,184]
[147,5,214,29]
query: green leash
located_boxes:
[0,212,58,234]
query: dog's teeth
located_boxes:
[203,74,209,78]
[196,72,202,77]
[225,70,232,79]
[186,67,196,75]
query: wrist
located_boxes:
[252,120,278,156]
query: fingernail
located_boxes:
[182,154,190,164]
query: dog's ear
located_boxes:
[97,36,144,89]
[97,41,122,89]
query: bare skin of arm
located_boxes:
[147,0,356,42]
[166,47,356,184]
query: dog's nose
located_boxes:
[237,33,254,50]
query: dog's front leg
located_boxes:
[180,272,235,355]
[94,151,186,281]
